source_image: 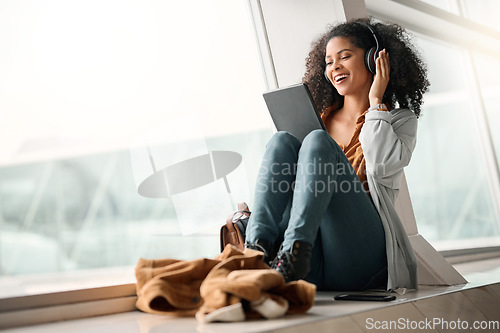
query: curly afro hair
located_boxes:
[302,18,429,118]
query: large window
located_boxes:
[419,0,500,32]
[404,37,500,248]
[370,0,500,250]
[0,0,273,298]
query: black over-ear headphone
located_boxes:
[324,22,383,83]
[361,22,382,74]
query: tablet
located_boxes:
[263,83,326,143]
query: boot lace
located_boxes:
[271,251,296,282]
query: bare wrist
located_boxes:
[370,98,382,106]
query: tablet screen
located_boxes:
[263,83,326,143]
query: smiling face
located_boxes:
[325,37,372,98]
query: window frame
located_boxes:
[0,284,137,328]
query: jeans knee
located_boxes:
[267,131,301,152]
[301,129,338,154]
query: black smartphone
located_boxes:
[334,294,396,302]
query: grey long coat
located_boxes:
[359,106,419,291]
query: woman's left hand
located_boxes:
[368,49,390,107]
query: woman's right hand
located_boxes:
[368,49,390,107]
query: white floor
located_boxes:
[3,258,500,333]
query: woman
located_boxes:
[244,18,429,291]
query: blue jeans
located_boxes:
[245,130,387,291]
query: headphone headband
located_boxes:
[357,22,380,55]
[356,21,383,74]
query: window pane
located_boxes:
[0,0,273,297]
[416,0,460,14]
[404,36,500,249]
[418,0,500,33]
[473,52,500,172]
[459,0,500,32]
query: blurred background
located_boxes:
[0,0,499,297]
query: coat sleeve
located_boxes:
[359,107,417,188]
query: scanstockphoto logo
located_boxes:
[258,157,358,177]
[256,175,367,196]
[255,157,370,195]
[365,317,500,331]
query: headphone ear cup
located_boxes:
[365,47,377,74]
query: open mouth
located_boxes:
[334,74,348,84]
